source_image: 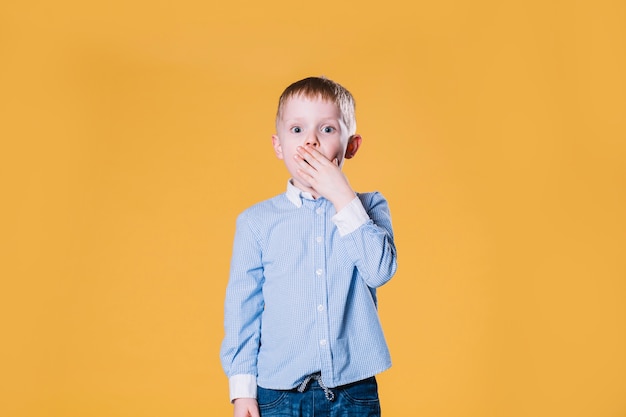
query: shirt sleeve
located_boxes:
[336,192,398,288]
[331,196,369,236]
[229,374,257,402]
[220,211,264,401]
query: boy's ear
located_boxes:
[344,134,362,159]
[272,135,284,160]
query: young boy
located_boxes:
[220,76,398,417]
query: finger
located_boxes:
[294,153,317,172]
[296,168,316,184]
[295,148,320,170]
[296,145,317,162]
[300,145,329,165]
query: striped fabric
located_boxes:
[220,182,398,400]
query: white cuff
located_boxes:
[229,374,257,402]
[332,197,369,236]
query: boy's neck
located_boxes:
[290,179,320,200]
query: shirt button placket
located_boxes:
[313,201,332,378]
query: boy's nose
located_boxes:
[305,132,319,147]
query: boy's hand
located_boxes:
[233,398,259,417]
[295,145,356,212]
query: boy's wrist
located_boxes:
[327,182,357,212]
[330,192,356,212]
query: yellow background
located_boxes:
[2,1,625,416]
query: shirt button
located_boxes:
[320,339,327,346]
[316,208,323,215]
[317,304,324,312]
[316,236,322,243]
[316,268,323,276]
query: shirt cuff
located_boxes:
[229,374,257,402]
[332,196,369,236]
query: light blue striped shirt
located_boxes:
[220,181,397,401]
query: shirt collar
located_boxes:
[286,180,315,208]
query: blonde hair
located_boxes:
[276,76,356,136]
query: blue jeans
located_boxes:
[257,376,381,417]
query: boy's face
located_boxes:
[272,95,359,193]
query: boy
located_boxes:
[220,76,398,417]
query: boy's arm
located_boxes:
[295,144,397,287]
[332,192,398,288]
[220,211,264,402]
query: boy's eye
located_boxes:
[291,127,302,133]
[322,126,335,133]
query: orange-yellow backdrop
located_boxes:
[1,1,625,416]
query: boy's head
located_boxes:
[276,76,357,137]
[272,76,362,194]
